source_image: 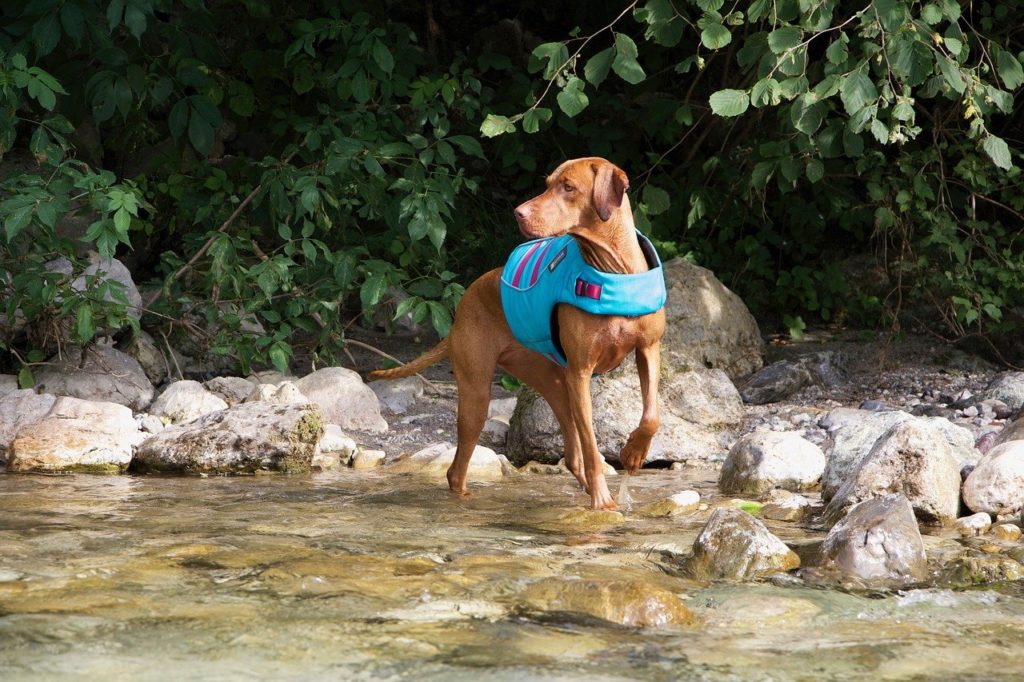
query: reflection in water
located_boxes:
[1,469,1023,680]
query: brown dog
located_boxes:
[370,157,665,509]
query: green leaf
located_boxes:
[843,130,864,156]
[584,47,614,87]
[920,3,943,24]
[4,206,33,241]
[996,48,1024,90]
[426,301,452,337]
[767,26,802,54]
[840,67,878,114]
[372,40,394,74]
[107,0,125,30]
[124,3,147,40]
[642,185,670,215]
[32,12,61,57]
[75,302,94,343]
[113,207,131,233]
[982,135,1012,170]
[826,35,848,65]
[751,77,782,107]
[522,107,552,133]
[874,0,907,31]
[531,42,568,79]
[60,2,86,45]
[937,54,965,93]
[709,89,749,117]
[806,158,824,183]
[188,109,215,156]
[556,76,589,117]
[448,135,485,159]
[480,114,515,137]
[700,23,732,50]
[889,36,933,87]
[695,0,725,10]
[791,95,825,135]
[17,366,34,389]
[870,118,889,144]
[360,273,387,309]
[169,99,188,140]
[612,34,646,84]
[268,342,291,374]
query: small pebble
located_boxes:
[859,399,886,411]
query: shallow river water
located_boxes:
[1,468,1023,681]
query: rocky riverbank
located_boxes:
[2,257,1024,600]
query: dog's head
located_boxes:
[513,157,629,239]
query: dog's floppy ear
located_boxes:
[592,161,629,222]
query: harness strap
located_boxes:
[575,278,603,300]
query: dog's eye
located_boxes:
[562,183,575,193]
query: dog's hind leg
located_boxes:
[498,348,587,490]
[447,346,497,496]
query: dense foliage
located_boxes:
[1,1,1021,380]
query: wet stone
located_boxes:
[681,508,800,580]
[955,512,992,537]
[351,449,386,469]
[992,523,1023,542]
[937,554,1024,588]
[718,430,825,496]
[962,441,1024,516]
[638,491,701,518]
[520,578,696,628]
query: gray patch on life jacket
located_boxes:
[548,246,568,272]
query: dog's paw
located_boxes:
[619,432,649,473]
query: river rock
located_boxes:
[660,258,764,379]
[820,409,976,501]
[739,360,814,405]
[962,441,1024,515]
[719,430,825,495]
[388,442,512,480]
[34,344,154,411]
[638,490,701,518]
[294,367,387,433]
[823,420,961,526]
[320,424,357,460]
[351,449,386,469]
[119,330,181,385]
[507,367,739,466]
[994,416,1024,447]
[762,491,814,521]
[520,578,695,627]
[681,508,800,580]
[72,256,143,320]
[938,554,1024,587]
[368,376,423,414]
[204,376,257,405]
[975,372,1024,411]
[0,374,18,398]
[954,512,992,537]
[7,396,144,473]
[131,402,324,474]
[992,523,1022,542]
[0,389,57,459]
[149,380,229,424]
[245,381,307,405]
[816,494,928,586]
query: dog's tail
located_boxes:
[368,338,450,380]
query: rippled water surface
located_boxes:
[2,468,1023,681]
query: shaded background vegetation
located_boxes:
[1,0,1022,380]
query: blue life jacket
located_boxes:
[499,230,667,367]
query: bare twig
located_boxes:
[344,337,443,394]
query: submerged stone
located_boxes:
[520,578,696,627]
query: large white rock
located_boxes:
[0,389,57,458]
[388,442,512,481]
[294,367,387,433]
[0,374,19,399]
[507,368,739,466]
[660,258,765,379]
[823,420,962,526]
[962,441,1024,515]
[976,371,1024,411]
[34,344,154,411]
[820,409,977,500]
[7,396,144,472]
[816,494,928,586]
[149,380,228,424]
[719,430,825,495]
[132,402,324,474]
[204,376,258,405]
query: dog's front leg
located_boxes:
[565,367,616,510]
[620,340,661,473]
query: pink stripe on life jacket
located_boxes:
[528,239,556,286]
[511,241,543,287]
